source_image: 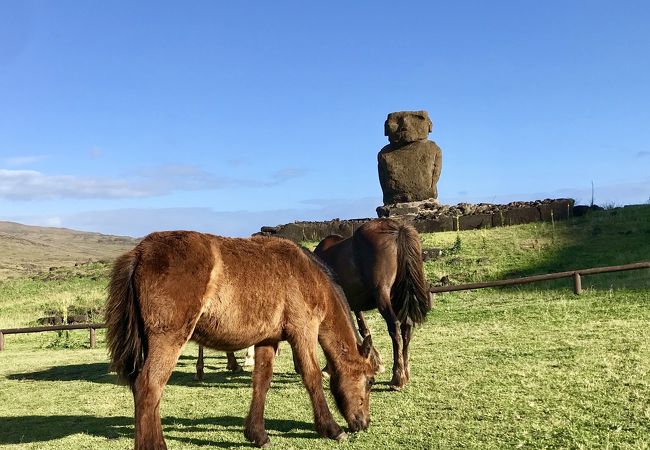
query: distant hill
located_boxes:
[0,221,138,279]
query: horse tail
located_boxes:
[105,250,146,389]
[393,223,431,325]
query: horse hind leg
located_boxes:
[244,344,277,448]
[195,345,205,381]
[226,351,243,372]
[133,332,187,450]
[400,318,413,382]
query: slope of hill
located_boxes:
[0,221,138,279]
[422,204,650,290]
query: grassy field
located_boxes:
[0,207,648,449]
[421,205,650,290]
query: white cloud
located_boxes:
[42,216,62,227]
[0,169,152,200]
[267,168,309,186]
[3,155,48,167]
[0,164,308,200]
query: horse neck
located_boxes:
[318,289,363,371]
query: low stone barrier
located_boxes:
[257,198,575,243]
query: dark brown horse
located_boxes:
[194,346,255,380]
[314,218,430,390]
[106,231,375,449]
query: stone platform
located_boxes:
[257,198,575,243]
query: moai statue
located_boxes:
[377,111,442,205]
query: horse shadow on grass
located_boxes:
[0,414,314,448]
[6,358,302,389]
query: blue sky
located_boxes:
[1,1,649,237]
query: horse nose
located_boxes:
[349,416,369,432]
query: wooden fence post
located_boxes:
[573,272,582,295]
[0,331,4,351]
[89,327,97,348]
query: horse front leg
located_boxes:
[291,334,346,440]
[244,344,277,448]
[355,310,384,374]
[376,287,406,390]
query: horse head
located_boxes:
[314,234,345,255]
[328,334,375,432]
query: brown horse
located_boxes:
[106,231,375,449]
[314,218,431,390]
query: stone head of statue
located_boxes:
[384,111,432,145]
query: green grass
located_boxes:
[0,207,649,449]
[0,262,110,330]
[1,290,648,449]
[421,205,650,290]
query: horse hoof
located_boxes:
[248,434,270,448]
[389,384,403,392]
[322,370,331,379]
[335,431,348,441]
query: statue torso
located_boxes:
[378,140,441,204]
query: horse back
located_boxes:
[132,231,333,351]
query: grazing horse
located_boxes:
[314,218,431,390]
[106,231,375,449]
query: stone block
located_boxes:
[459,214,493,230]
[413,217,454,233]
[540,199,574,222]
[504,207,541,225]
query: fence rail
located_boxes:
[0,323,106,351]
[1,261,648,352]
[429,261,650,294]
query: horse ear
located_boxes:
[359,335,373,359]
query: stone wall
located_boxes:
[257,198,575,243]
